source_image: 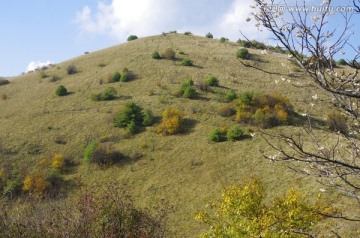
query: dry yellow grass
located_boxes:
[0,33,358,236]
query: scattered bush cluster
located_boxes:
[91,87,117,101]
[209,125,244,142]
[157,108,184,135]
[0,153,68,198]
[237,39,287,54]
[235,92,294,128]
[184,31,192,35]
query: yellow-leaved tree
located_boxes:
[195,179,337,238]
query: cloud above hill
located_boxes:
[26,60,53,72]
[75,0,268,42]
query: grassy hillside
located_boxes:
[0,33,359,236]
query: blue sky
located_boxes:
[0,0,358,77]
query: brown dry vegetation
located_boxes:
[0,33,358,236]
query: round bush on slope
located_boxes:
[55,85,68,96]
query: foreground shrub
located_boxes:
[114,102,144,133]
[327,111,348,134]
[162,48,176,60]
[205,32,213,38]
[55,85,68,96]
[226,125,244,141]
[127,35,138,41]
[84,140,101,164]
[0,183,170,237]
[196,179,336,238]
[236,48,250,59]
[91,87,117,101]
[207,76,219,87]
[157,108,184,135]
[66,65,77,75]
[152,51,161,59]
[181,59,193,66]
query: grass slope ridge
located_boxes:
[0,33,358,236]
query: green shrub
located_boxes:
[126,120,139,134]
[152,51,161,59]
[183,86,197,99]
[205,32,213,38]
[236,48,250,59]
[220,37,228,43]
[184,31,192,35]
[49,75,61,82]
[209,128,227,142]
[239,91,255,105]
[112,72,121,82]
[66,65,77,75]
[120,67,133,82]
[179,79,197,99]
[226,89,237,102]
[127,35,138,41]
[327,111,348,134]
[237,39,252,48]
[114,102,144,133]
[55,85,68,96]
[227,125,244,141]
[162,48,176,60]
[84,140,101,164]
[143,109,154,126]
[91,87,117,101]
[207,76,219,87]
[338,59,347,66]
[181,59,193,66]
[0,78,9,86]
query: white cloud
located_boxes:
[75,0,271,42]
[75,0,178,40]
[216,0,270,42]
[26,60,53,72]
